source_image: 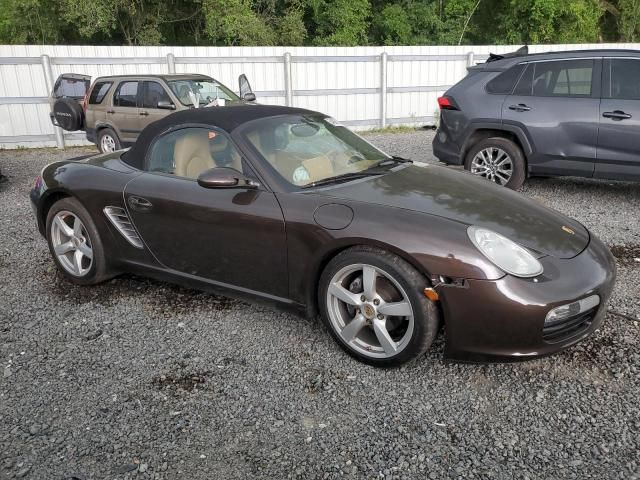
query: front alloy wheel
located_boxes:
[327,263,415,359]
[319,247,439,367]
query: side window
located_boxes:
[88,82,112,104]
[513,63,533,95]
[531,60,593,97]
[113,81,139,107]
[605,59,640,100]
[485,64,525,94]
[147,127,244,179]
[142,81,172,109]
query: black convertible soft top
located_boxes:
[122,104,315,169]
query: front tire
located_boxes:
[46,197,111,285]
[97,128,121,153]
[319,246,440,367]
[464,137,526,190]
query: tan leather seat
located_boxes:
[174,131,215,179]
[174,130,243,178]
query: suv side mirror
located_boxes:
[157,100,176,110]
[197,167,259,189]
[238,74,255,102]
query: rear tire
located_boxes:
[319,246,440,367]
[46,197,111,285]
[97,128,121,153]
[464,137,526,190]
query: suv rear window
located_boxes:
[485,64,525,94]
[514,60,593,97]
[54,77,89,98]
[88,82,112,104]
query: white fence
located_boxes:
[1,43,639,149]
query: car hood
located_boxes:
[322,164,589,259]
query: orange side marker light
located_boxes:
[423,287,439,302]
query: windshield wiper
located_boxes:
[301,171,384,189]
[375,155,413,167]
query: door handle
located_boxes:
[106,109,115,114]
[508,104,531,112]
[127,195,153,211]
[602,110,632,120]
[139,111,149,116]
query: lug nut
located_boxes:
[373,299,380,306]
[360,295,366,302]
[377,314,384,320]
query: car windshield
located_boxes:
[241,114,392,187]
[167,78,239,107]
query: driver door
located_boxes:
[124,126,288,298]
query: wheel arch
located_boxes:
[305,238,434,319]
[37,189,73,236]
[461,124,532,168]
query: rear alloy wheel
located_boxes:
[98,128,121,153]
[46,197,111,285]
[464,137,526,190]
[319,247,439,367]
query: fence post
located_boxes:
[167,53,176,74]
[379,52,388,129]
[466,51,475,68]
[41,54,65,150]
[283,52,293,106]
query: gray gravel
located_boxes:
[1,132,639,480]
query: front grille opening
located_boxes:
[542,307,597,344]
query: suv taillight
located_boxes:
[437,96,459,110]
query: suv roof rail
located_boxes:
[485,45,528,63]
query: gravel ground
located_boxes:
[1,131,639,480]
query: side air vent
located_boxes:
[103,206,144,249]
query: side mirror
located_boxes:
[157,100,176,110]
[239,74,255,101]
[197,167,259,189]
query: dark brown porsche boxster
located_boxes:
[30,105,616,366]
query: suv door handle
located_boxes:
[508,104,531,112]
[139,111,149,116]
[127,195,153,211]
[602,110,632,120]
[106,109,115,114]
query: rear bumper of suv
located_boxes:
[432,127,463,165]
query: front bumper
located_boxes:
[439,233,616,362]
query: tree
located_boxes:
[310,0,371,45]
[0,0,70,44]
[202,0,276,45]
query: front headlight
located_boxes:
[467,226,543,278]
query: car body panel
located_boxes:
[123,172,289,298]
[319,164,589,259]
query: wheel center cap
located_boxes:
[362,303,376,319]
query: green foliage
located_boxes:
[0,0,636,46]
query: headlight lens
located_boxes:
[467,226,543,278]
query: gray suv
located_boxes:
[433,48,640,189]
